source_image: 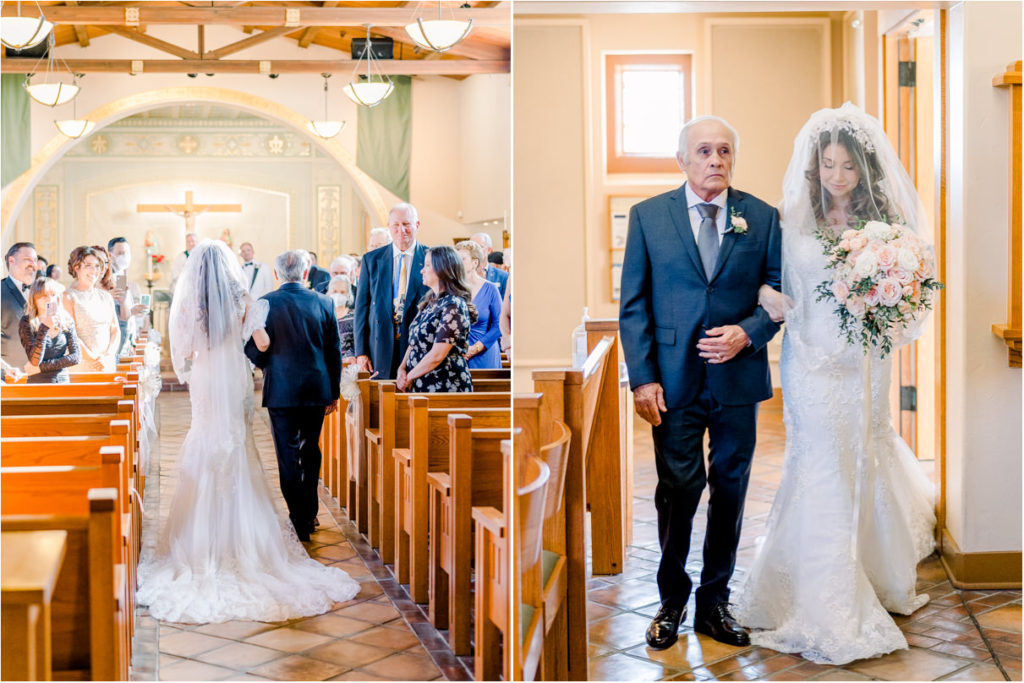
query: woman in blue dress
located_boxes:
[455,240,502,369]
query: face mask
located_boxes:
[113,254,130,271]
[331,293,350,308]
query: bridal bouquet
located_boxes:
[815,220,943,357]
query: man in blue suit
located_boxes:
[471,232,508,300]
[354,203,429,379]
[244,249,341,542]
[619,116,782,649]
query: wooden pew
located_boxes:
[526,321,624,680]
[394,400,511,603]
[515,450,551,682]
[471,439,513,682]
[2,529,67,682]
[1,476,128,680]
[426,417,506,655]
[1,438,136,623]
[367,383,510,566]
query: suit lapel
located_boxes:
[382,247,395,309]
[5,277,25,308]
[668,183,708,282]
[709,188,742,283]
[403,244,427,323]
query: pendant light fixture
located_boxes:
[24,32,80,107]
[0,0,53,50]
[54,94,94,139]
[404,1,472,53]
[306,73,346,139]
[343,25,394,108]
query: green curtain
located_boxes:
[1,74,31,188]
[356,75,411,201]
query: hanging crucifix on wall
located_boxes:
[136,190,242,231]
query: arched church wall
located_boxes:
[7,29,510,251]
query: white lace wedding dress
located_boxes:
[733,104,936,665]
[137,241,359,624]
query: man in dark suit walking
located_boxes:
[244,249,341,542]
[619,116,782,649]
[354,203,429,379]
[2,242,38,372]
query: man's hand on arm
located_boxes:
[697,325,750,364]
[356,355,373,373]
[634,382,668,426]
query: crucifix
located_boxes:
[136,190,242,232]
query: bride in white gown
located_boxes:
[733,104,936,664]
[137,240,359,624]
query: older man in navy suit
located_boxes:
[619,116,782,649]
[244,249,341,542]
[354,203,429,379]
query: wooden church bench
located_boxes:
[1,477,128,680]
[515,449,551,682]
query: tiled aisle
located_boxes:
[130,392,464,681]
[588,397,1022,682]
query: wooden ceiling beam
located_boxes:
[0,57,509,75]
[298,0,337,48]
[0,6,508,27]
[368,26,509,61]
[64,2,91,47]
[206,25,299,58]
[103,26,200,59]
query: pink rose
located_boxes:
[903,284,914,297]
[916,258,934,280]
[850,235,869,251]
[898,301,912,315]
[839,239,851,251]
[842,229,859,241]
[832,279,850,302]
[877,278,903,307]
[876,245,898,269]
[865,287,881,307]
[846,295,866,317]
[890,266,914,284]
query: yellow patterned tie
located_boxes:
[397,253,408,303]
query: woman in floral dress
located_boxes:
[396,246,475,393]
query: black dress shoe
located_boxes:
[646,605,686,650]
[694,603,750,647]
[296,529,311,543]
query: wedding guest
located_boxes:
[366,227,392,252]
[45,263,63,281]
[354,203,430,379]
[455,240,502,369]
[64,246,120,372]
[500,287,511,356]
[327,274,355,361]
[239,241,275,300]
[19,277,81,383]
[308,251,331,292]
[470,232,508,299]
[396,246,474,393]
[108,237,149,357]
[35,255,48,279]
[2,242,38,370]
[170,232,198,292]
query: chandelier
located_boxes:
[404,1,472,53]
[0,0,53,50]
[306,73,346,139]
[343,25,394,108]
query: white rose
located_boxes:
[853,250,879,279]
[863,221,892,240]
[897,247,919,272]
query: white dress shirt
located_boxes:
[685,183,729,246]
[390,241,418,296]
[7,275,30,303]
[242,260,275,300]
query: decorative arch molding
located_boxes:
[1,86,389,241]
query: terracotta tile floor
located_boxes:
[129,392,469,681]
[588,397,1022,681]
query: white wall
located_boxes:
[945,1,1022,554]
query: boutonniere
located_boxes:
[728,207,748,235]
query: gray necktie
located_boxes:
[696,203,720,279]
